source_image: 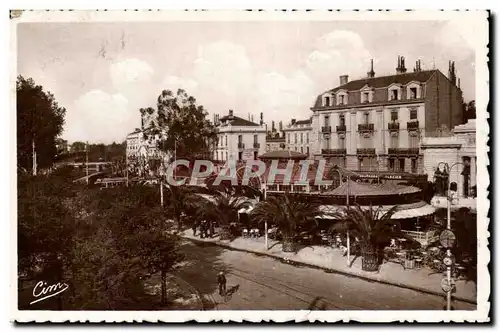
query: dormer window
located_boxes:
[337,92,348,106]
[362,92,369,103]
[410,88,417,99]
[406,82,421,99]
[324,96,330,107]
[391,90,399,100]
[360,85,374,104]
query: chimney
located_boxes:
[272,121,275,132]
[279,121,283,132]
[367,59,375,78]
[414,59,422,72]
[228,109,234,118]
[260,112,264,125]
[396,55,407,74]
[291,119,296,125]
[251,114,254,123]
[339,75,349,85]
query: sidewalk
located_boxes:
[143,273,204,310]
[181,229,476,304]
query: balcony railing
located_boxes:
[388,122,400,131]
[358,123,375,132]
[356,148,376,155]
[322,126,331,133]
[253,143,260,148]
[407,121,419,130]
[238,142,245,149]
[388,148,420,156]
[336,125,347,133]
[321,148,347,156]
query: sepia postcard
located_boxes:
[11,9,490,323]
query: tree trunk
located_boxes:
[282,235,295,252]
[361,244,379,272]
[160,270,167,305]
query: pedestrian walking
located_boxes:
[192,221,198,237]
[200,220,206,239]
[217,271,227,296]
[209,220,215,238]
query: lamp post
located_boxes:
[333,167,350,266]
[437,161,464,311]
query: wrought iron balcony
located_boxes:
[238,142,245,149]
[388,148,420,156]
[321,148,347,156]
[407,121,419,130]
[388,122,400,131]
[356,148,376,155]
[321,126,331,133]
[336,125,347,133]
[358,123,375,132]
[253,143,260,148]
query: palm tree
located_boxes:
[251,194,320,252]
[340,204,417,271]
[163,185,196,230]
[198,187,251,240]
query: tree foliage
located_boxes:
[18,173,184,310]
[17,76,66,171]
[142,89,217,160]
[252,194,320,238]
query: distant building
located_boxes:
[310,56,464,177]
[126,129,144,159]
[421,119,477,211]
[265,134,286,152]
[212,110,267,162]
[283,118,312,157]
[55,138,69,155]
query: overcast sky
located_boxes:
[17,19,476,144]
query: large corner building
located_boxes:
[310,56,463,175]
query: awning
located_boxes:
[431,196,477,213]
[315,201,436,220]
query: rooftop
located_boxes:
[218,115,261,127]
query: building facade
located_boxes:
[126,129,143,159]
[310,57,464,175]
[283,118,312,157]
[421,119,476,210]
[265,135,286,152]
[213,110,267,162]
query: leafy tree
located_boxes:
[142,89,217,160]
[17,76,66,173]
[251,194,320,252]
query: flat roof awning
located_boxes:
[316,201,436,220]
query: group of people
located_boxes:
[192,220,216,239]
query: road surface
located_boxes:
[176,241,476,310]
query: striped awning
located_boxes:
[316,201,436,220]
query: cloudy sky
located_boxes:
[17,19,477,144]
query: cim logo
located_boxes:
[30,281,69,305]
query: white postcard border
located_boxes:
[10,9,490,323]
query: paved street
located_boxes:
[177,241,476,310]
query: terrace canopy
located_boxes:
[321,179,421,197]
[316,201,436,220]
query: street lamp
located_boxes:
[332,167,351,266]
[437,161,464,311]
